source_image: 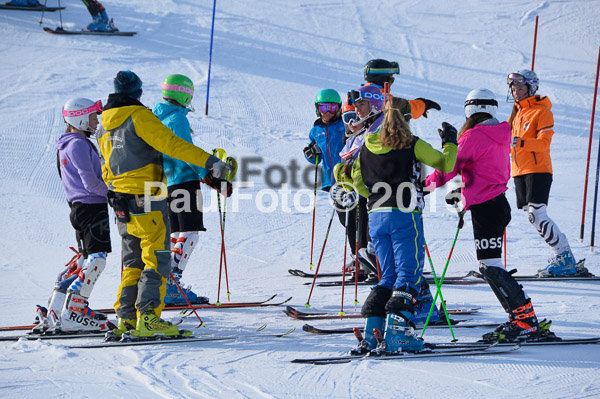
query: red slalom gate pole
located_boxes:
[531,16,539,71]
[580,46,600,243]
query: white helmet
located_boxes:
[62,97,102,132]
[464,88,498,118]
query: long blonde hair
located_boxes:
[379,97,413,149]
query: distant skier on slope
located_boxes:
[81,0,117,32]
[425,88,555,342]
[33,97,113,334]
[342,92,457,354]
[506,69,586,277]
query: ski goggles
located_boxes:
[507,73,527,86]
[342,111,357,125]
[364,62,400,76]
[317,103,339,113]
[62,100,103,118]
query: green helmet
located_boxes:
[314,89,342,117]
[161,74,194,106]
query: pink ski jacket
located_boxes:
[425,120,511,210]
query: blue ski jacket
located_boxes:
[152,101,208,186]
[305,117,345,191]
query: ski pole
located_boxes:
[352,199,360,307]
[421,242,456,341]
[305,207,337,307]
[581,46,600,243]
[205,0,217,115]
[39,0,48,25]
[339,207,349,319]
[421,205,465,337]
[57,0,63,29]
[169,273,204,328]
[309,155,319,270]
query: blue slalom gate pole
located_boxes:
[205,0,217,115]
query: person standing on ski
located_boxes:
[82,0,117,32]
[506,69,584,277]
[153,73,211,306]
[97,71,233,340]
[362,59,441,120]
[303,89,345,193]
[426,88,552,342]
[332,97,375,277]
[33,97,113,334]
[346,93,457,354]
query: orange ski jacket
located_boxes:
[509,95,554,176]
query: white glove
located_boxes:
[341,191,358,208]
[212,160,234,180]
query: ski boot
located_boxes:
[373,312,424,355]
[410,281,442,325]
[538,248,578,277]
[105,317,136,341]
[164,269,209,306]
[357,247,378,276]
[482,299,540,342]
[86,10,117,32]
[349,316,385,355]
[32,289,67,334]
[127,307,191,340]
[56,292,111,333]
[7,0,41,6]
[344,257,369,282]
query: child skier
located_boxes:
[33,97,113,334]
[153,73,210,306]
[346,91,457,354]
[426,88,555,342]
[506,69,585,277]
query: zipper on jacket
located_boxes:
[532,152,537,164]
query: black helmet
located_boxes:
[363,59,400,86]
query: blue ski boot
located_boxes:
[350,316,385,355]
[164,269,209,306]
[371,312,424,354]
[411,281,441,325]
[538,248,578,277]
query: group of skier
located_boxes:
[304,59,587,354]
[34,70,233,340]
[29,55,586,350]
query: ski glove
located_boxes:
[341,190,358,208]
[303,142,322,160]
[416,98,441,118]
[211,160,235,180]
[203,174,233,197]
[445,188,462,205]
[438,122,458,146]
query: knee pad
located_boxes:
[75,252,107,298]
[173,232,199,271]
[361,285,392,318]
[526,203,547,230]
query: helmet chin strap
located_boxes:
[345,125,366,138]
[353,109,382,129]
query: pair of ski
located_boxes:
[314,266,598,287]
[1,324,296,348]
[0,294,289,333]
[292,336,600,364]
[0,4,63,11]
